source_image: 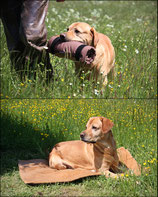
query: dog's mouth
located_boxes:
[60,34,86,44]
[71,39,87,45]
[80,138,96,143]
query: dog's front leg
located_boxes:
[102,75,108,86]
[99,75,108,95]
[100,162,120,179]
[103,170,119,179]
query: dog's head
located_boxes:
[60,22,99,47]
[80,117,114,143]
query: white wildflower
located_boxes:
[106,24,114,28]
[104,15,112,20]
[108,84,113,89]
[69,9,74,13]
[136,18,142,22]
[135,49,139,54]
[94,89,99,95]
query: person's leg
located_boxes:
[0,0,26,74]
[20,0,53,81]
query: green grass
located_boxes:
[0,1,157,98]
[1,99,157,196]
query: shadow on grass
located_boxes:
[0,113,66,175]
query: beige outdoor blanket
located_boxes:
[18,147,141,184]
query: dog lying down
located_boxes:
[49,117,140,178]
[18,117,141,184]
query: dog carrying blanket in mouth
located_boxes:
[18,147,141,184]
[47,36,96,64]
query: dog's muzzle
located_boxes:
[80,132,85,141]
[80,132,96,143]
[60,33,66,41]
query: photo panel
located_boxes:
[0,1,157,99]
[1,98,157,195]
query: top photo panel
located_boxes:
[1,1,157,99]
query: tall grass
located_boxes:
[0,1,157,98]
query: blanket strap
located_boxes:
[75,45,87,61]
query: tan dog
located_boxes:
[49,117,121,178]
[60,22,115,86]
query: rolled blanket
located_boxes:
[47,36,96,64]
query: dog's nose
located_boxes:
[80,132,85,139]
[60,33,66,41]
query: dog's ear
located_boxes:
[90,27,99,48]
[100,117,114,133]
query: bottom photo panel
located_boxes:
[1,99,157,196]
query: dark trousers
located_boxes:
[0,0,53,80]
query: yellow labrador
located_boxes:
[60,22,115,87]
[49,117,121,178]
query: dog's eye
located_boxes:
[92,126,98,130]
[75,29,80,34]
[67,28,69,31]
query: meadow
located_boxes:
[0,99,157,196]
[0,1,157,98]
